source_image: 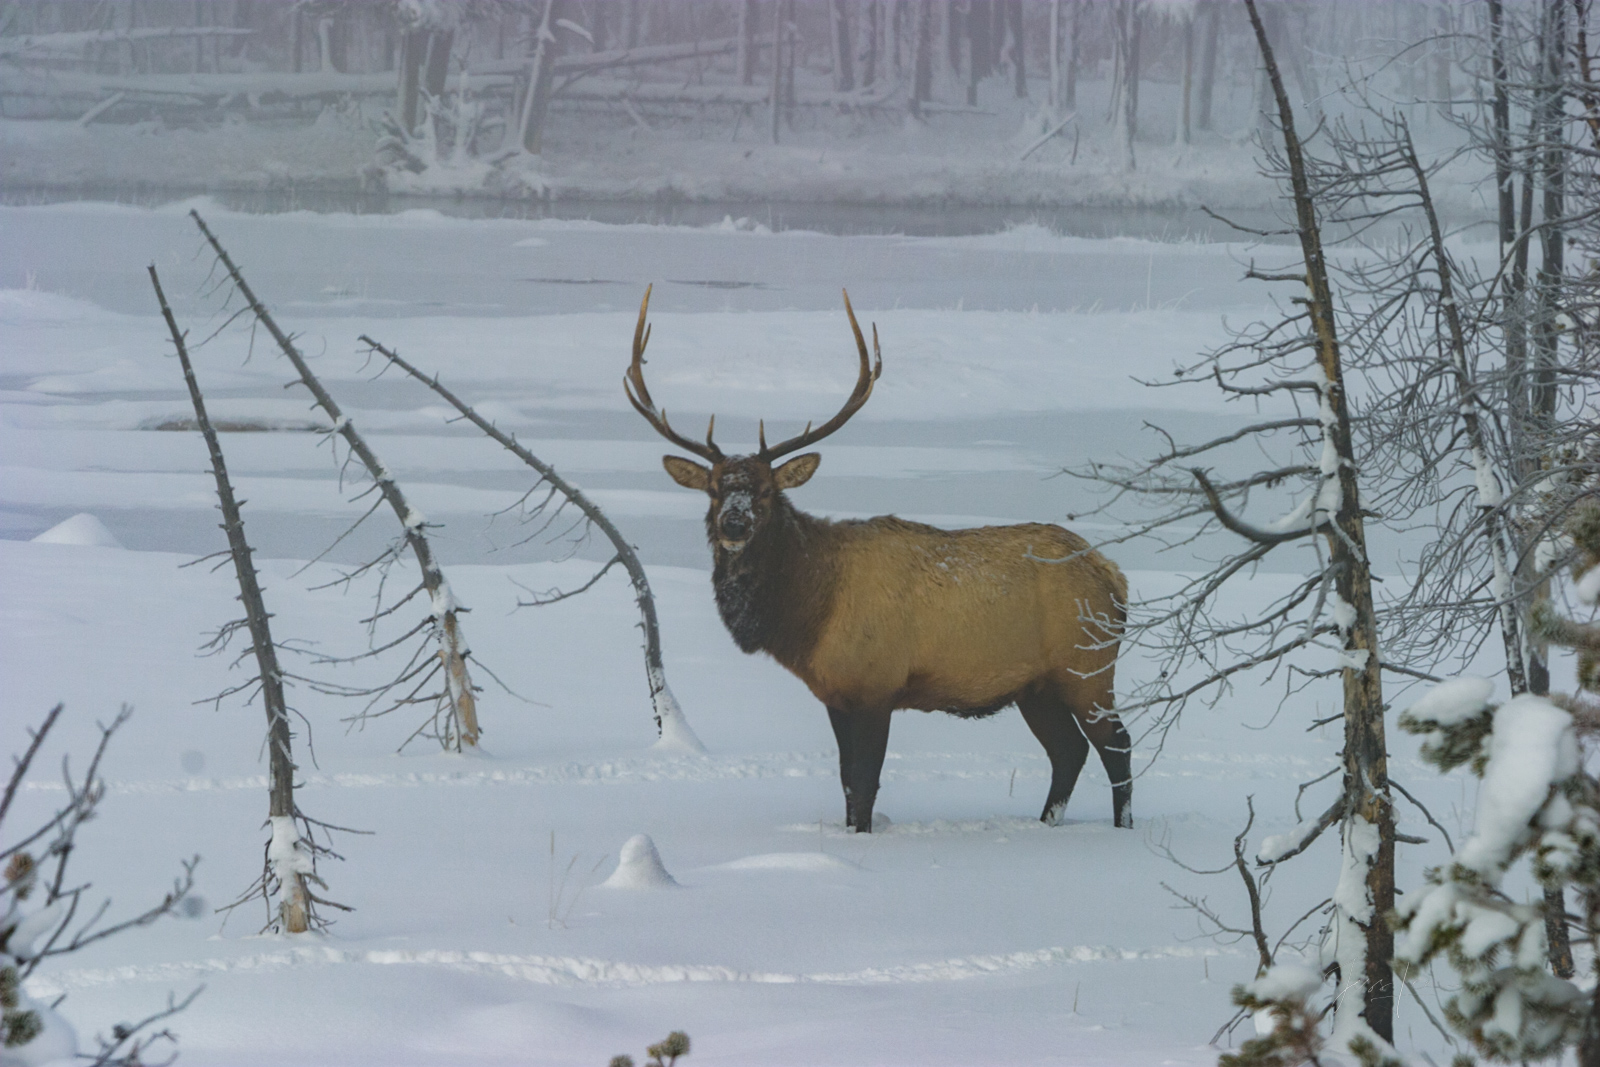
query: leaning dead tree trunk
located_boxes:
[359,331,706,754]
[151,265,322,934]
[1242,0,1393,1044]
[190,211,481,752]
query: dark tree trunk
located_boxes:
[1197,0,1219,129]
[771,0,784,140]
[940,0,953,75]
[831,0,854,90]
[912,0,933,115]
[1245,0,1394,1041]
[622,0,640,49]
[1064,0,1078,110]
[519,1,566,154]
[1007,0,1023,98]
[859,0,879,88]
[969,0,991,107]
[738,0,758,84]
[398,27,426,133]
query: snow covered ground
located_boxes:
[0,200,1496,1065]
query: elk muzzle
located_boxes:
[716,490,755,549]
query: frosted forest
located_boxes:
[1,1,1598,1065]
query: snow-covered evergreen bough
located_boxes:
[626,287,1133,832]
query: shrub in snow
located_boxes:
[1221,960,1404,1067]
[1,705,199,1066]
[610,1030,690,1067]
[1394,689,1594,1062]
[1220,963,1328,1067]
[1393,505,1600,1063]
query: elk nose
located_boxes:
[719,511,752,540]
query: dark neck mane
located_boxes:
[710,494,833,667]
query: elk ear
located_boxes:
[773,452,821,489]
[662,455,712,491]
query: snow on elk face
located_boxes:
[662,453,820,555]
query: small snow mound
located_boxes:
[601,834,679,890]
[713,852,858,873]
[1405,676,1496,726]
[31,513,122,547]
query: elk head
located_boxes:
[624,286,883,554]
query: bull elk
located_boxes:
[625,287,1132,832]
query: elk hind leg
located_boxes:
[1079,710,1134,829]
[1017,692,1090,826]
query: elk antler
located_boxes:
[624,284,724,463]
[759,289,883,460]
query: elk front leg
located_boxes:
[831,707,891,832]
[827,705,855,823]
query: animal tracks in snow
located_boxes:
[29,942,1242,996]
[26,747,1330,797]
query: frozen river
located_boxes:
[2,199,1372,575]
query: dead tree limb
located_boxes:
[359,334,705,753]
[151,263,328,934]
[188,211,481,752]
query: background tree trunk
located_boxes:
[1007,0,1023,97]
[1178,12,1193,143]
[1197,0,1219,129]
[770,0,783,140]
[738,0,758,84]
[831,0,853,90]
[967,0,990,105]
[912,0,933,116]
[519,1,566,154]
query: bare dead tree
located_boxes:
[1360,0,1600,981]
[1,703,201,1065]
[152,263,351,933]
[1071,0,1400,1047]
[357,327,706,753]
[189,211,485,753]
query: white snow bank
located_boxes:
[0,287,123,326]
[600,834,679,890]
[710,852,858,873]
[30,512,122,547]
